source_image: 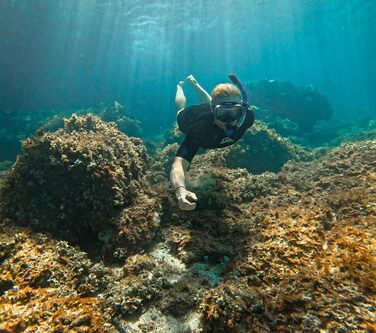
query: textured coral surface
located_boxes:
[198,140,376,332]
[0,115,160,261]
[0,118,375,332]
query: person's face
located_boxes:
[213,95,242,129]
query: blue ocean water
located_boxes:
[0,0,375,135]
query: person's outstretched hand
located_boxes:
[175,187,198,211]
[186,74,198,86]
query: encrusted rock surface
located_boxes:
[0,102,143,164]
[0,117,374,332]
[0,114,160,260]
[159,121,310,178]
[192,121,311,174]
[0,224,114,332]
[198,140,376,332]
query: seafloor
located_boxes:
[0,114,375,333]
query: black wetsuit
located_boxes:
[176,103,255,162]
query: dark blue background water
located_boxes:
[0,0,375,135]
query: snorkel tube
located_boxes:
[229,74,249,105]
[228,74,249,129]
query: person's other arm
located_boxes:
[186,75,212,104]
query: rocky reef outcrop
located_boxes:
[192,121,311,174]
[247,79,333,132]
[0,112,374,332]
[159,121,311,177]
[0,114,160,261]
[196,140,376,332]
[0,102,143,163]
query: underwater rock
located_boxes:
[0,225,114,332]
[0,161,12,182]
[1,121,375,332]
[148,122,309,210]
[305,117,376,148]
[148,143,180,184]
[192,121,311,174]
[41,102,144,137]
[247,79,333,132]
[0,102,143,164]
[91,101,143,138]
[199,140,376,332]
[155,121,310,184]
[163,123,185,147]
[0,114,160,260]
[0,109,75,162]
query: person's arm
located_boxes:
[186,75,212,104]
[170,157,198,211]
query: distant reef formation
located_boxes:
[0,114,375,332]
[160,121,311,176]
[0,102,143,162]
[247,79,333,132]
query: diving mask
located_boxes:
[213,102,243,123]
[212,74,249,133]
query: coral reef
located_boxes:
[0,115,374,332]
[0,109,75,162]
[305,117,376,147]
[0,114,159,260]
[198,140,376,332]
[163,124,185,147]
[0,224,114,332]
[192,121,311,174]
[0,102,143,164]
[84,101,143,138]
[0,161,12,181]
[247,79,333,132]
[155,121,310,183]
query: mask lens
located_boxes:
[215,104,242,122]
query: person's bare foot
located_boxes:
[177,80,185,88]
[186,75,198,86]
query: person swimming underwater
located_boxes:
[170,74,255,211]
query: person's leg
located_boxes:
[175,81,186,114]
[186,75,212,104]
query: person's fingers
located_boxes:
[184,201,197,211]
[187,192,198,202]
[181,197,193,206]
[179,197,197,211]
[188,202,197,210]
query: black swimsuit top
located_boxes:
[176,103,254,162]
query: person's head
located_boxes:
[211,83,243,129]
[211,83,241,106]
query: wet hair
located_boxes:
[211,83,241,105]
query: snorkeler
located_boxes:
[170,74,255,211]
